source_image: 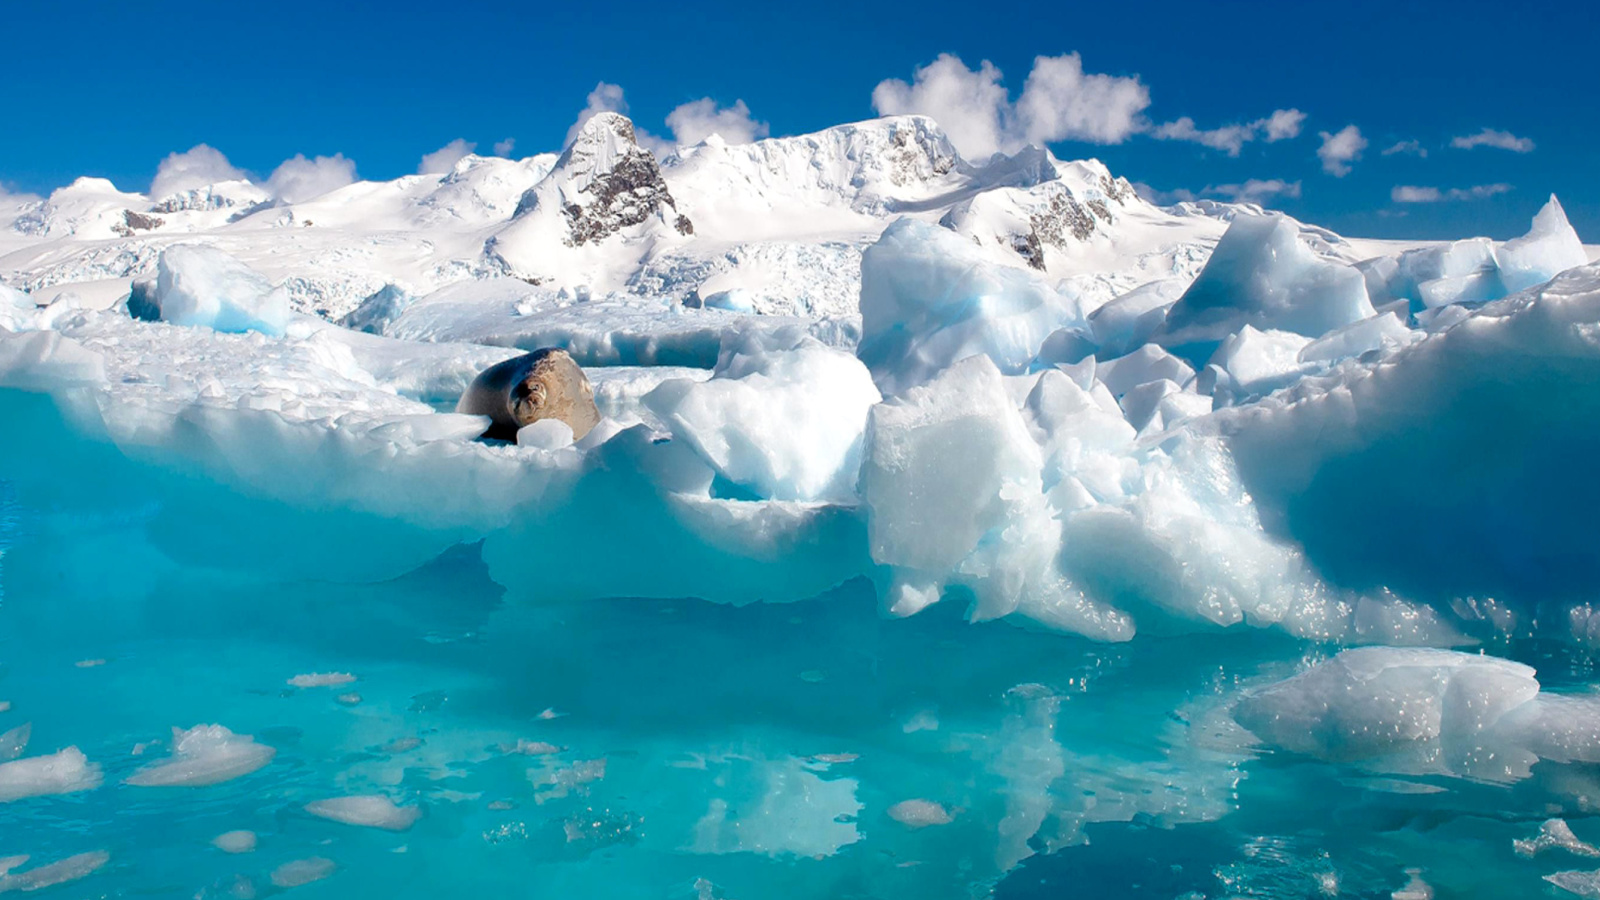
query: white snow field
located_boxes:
[3,112,1600,899]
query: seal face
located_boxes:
[457,348,601,442]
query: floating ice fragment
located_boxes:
[0,850,110,892]
[887,799,954,828]
[306,794,421,831]
[125,725,275,787]
[74,659,105,668]
[1550,869,1600,899]
[0,747,103,801]
[0,723,29,762]
[287,672,355,688]
[530,758,607,804]
[1515,819,1600,859]
[211,830,257,854]
[500,739,562,756]
[270,857,335,888]
[336,693,362,706]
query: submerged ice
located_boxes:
[0,132,1597,899]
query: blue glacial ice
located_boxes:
[1,197,1599,899]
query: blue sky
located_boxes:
[4,0,1594,240]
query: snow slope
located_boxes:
[2,114,1235,325]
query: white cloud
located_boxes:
[1391,183,1512,203]
[418,139,476,175]
[1014,53,1151,146]
[1381,139,1427,158]
[1131,182,1195,205]
[1133,179,1299,207]
[871,53,1150,159]
[1259,109,1307,142]
[1151,108,1306,156]
[562,82,672,155]
[1317,125,1367,176]
[150,144,247,198]
[565,82,629,147]
[872,55,1013,158]
[266,153,357,203]
[1450,128,1534,153]
[493,138,516,157]
[1208,178,1302,204]
[665,98,770,146]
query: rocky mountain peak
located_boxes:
[514,112,692,247]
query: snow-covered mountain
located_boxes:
[0,113,1237,323]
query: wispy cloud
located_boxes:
[493,138,516,157]
[1391,183,1512,203]
[1149,108,1305,156]
[1450,128,1534,153]
[266,153,357,203]
[1134,178,1301,207]
[563,82,672,154]
[417,139,476,175]
[1317,125,1367,176]
[664,98,769,146]
[150,144,248,198]
[1381,139,1427,158]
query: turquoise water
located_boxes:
[3,503,1598,898]
[1,383,1598,899]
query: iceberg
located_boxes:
[1162,212,1374,351]
[133,245,291,336]
[857,218,1087,394]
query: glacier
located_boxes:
[1,111,1600,899]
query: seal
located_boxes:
[456,348,601,442]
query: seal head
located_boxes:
[457,348,600,442]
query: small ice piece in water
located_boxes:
[336,693,362,706]
[530,758,606,804]
[1391,869,1432,900]
[902,710,939,733]
[212,830,258,854]
[500,739,562,756]
[270,857,335,889]
[887,799,954,828]
[287,672,356,688]
[74,659,105,668]
[1515,819,1600,859]
[0,747,103,801]
[305,794,422,831]
[0,723,30,761]
[0,850,110,892]
[125,725,275,787]
[536,708,564,720]
[0,701,10,713]
[380,736,423,754]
